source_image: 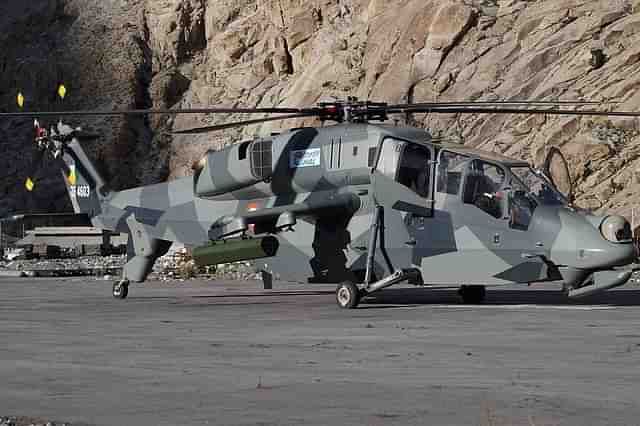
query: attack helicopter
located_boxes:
[3,92,639,308]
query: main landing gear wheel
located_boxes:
[112,280,130,299]
[458,285,486,304]
[336,281,362,309]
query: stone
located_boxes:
[434,73,452,93]
[286,8,321,50]
[512,115,546,136]
[576,197,603,211]
[590,48,607,69]
[413,2,474,80]
[366,0,386,21]
[633,167,640,184]
[613,169,633,187]
[596,183,614,203]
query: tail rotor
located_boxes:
[20,84,98,192]
[25,119,48,192]
[19,92,42,192]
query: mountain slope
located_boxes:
[2,0,640,221]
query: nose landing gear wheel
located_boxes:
[458,285,486,304]
[113,280,130,299]
[336,281,362,309]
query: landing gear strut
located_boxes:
[112,280,130,299]
[335,206,420,309]
[458,285,486,304]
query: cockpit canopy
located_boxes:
[432,147,569,231]
[509,166,567,206]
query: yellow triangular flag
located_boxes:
[57,84,66,100]
[67,165,77,186]
[25,177,34,192]
[17,92,24,109]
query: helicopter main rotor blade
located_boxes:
[170,113,319,134]
[0,99,614,120]
[388,100,608,109]
[383,106,640,117]
[1,98,635,126]
[0,106,312,119]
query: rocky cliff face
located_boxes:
[2,0,640,220]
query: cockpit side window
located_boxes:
[437,151,470,195]
[462,160,505,219]
[376,138,404,179]
[375,138,432,199]
[396,143,431,198]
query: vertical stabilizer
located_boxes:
[61,138,110,218]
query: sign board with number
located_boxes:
[290,148,321,168]
[69,185,91,198]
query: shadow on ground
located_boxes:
[363,287,640,307]
[172,285,640,308]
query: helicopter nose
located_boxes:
[548,210,636,270]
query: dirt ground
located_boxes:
[2,277,640,425]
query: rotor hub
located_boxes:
[317,98,388,123]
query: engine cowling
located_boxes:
[193,139,272,197]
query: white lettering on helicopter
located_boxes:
[290,148,321,168]
[69,185,91,198]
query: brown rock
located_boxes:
[366,0,386,21]
[434,73,452,93]
[512,115,546,136]
[596,181,614,204]
[5,0,640,219]
[576,197,603,211]
[286,8,322,50]
[413,2,474,80]
[584,163,619,190]
[613,169,633,187]
[144,0,206,68]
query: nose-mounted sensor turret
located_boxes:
[600,215,632,243]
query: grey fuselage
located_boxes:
[61,122,635,289]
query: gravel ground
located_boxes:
[0,256,125,276]
[0,254,259,281]
[0,417,72,426]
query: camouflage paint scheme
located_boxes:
[59,122,636,297]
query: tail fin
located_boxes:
[61,139,110,218]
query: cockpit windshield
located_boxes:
[509,167,567,206]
